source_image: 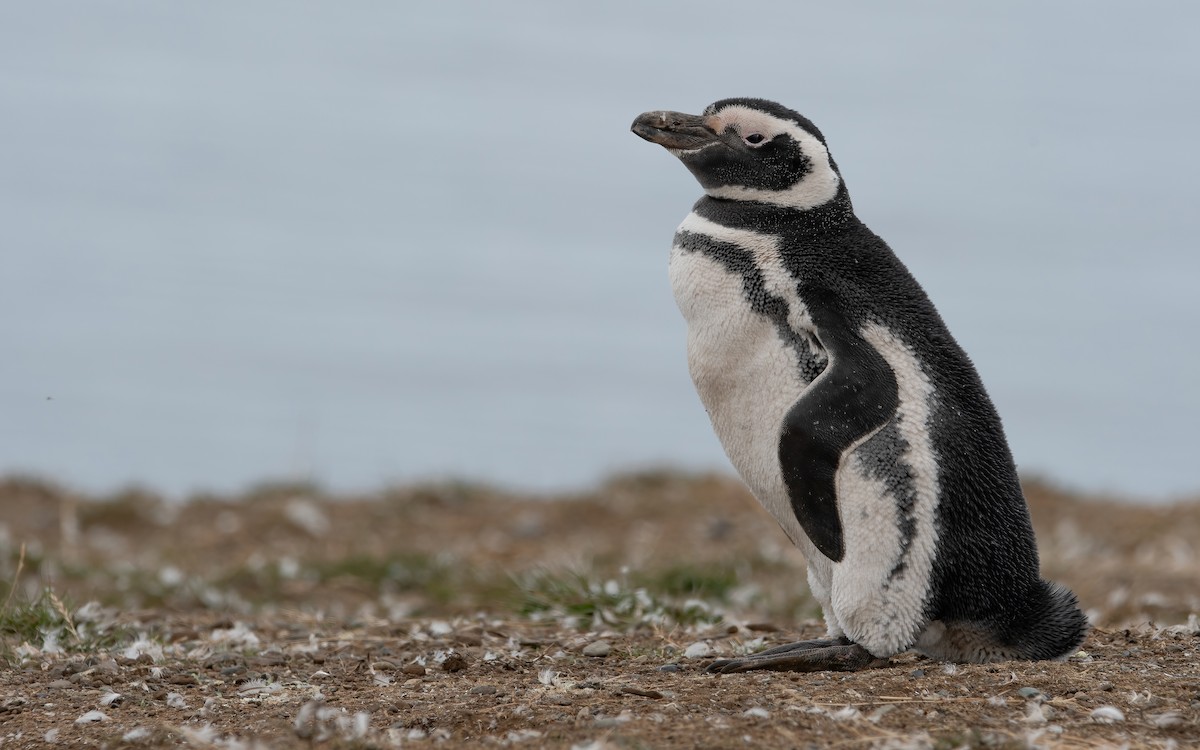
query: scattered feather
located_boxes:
[354,711,370,737]
[122,635,163,662]
[75,710,108,724]
[210,622,260,648]
[1128,690,1154,705]
[830,706,861,722]
[237,679,282,697]
[1150,711,1185,729]
[72,601,107,623]
[868,704,896,723]
[40,628,63,654]
[158,565,184,587]
[122,727,151,742]
[284,498,329,536]
[179,724,219,744]
[1024,703,1047,724]
[1090,706,1125,723]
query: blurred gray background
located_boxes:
[2,1,1197,500]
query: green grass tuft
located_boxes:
[513,569,721,629]
[635,563,739,600]
[0,587,137,663]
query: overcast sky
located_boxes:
[2,1,1198,500]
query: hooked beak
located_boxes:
[631,110,718,152]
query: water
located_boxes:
[3,1,1199,501]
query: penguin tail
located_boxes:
[1008,579,1090,660]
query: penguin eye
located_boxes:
[744,133,766,145]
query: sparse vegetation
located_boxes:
[0,587,136,663]
[514,568,722,628]
[0,472,1196,747]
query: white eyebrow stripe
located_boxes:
[704,105,842,210]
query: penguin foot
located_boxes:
[705,638,888,674]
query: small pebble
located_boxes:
[683,642,712,659]
[582,641,611,658]
[1017,687,1042,700]
[441,653,467,672]
[545,693,573,706]
[401,665,426,676]
[619,686,663,699]
[909,669,925,678]
[657,664,681,673]
[453,632,483,647]
[469,685,497,695]
[746,622,780,632]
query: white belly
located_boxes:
[667,216,819,555]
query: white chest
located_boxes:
[667,213,821,544]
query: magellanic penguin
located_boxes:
[631,99,1088,673]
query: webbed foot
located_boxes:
[705,636,888,674]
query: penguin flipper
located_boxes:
[778,296,900,563]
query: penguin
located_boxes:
[631,99,1088,673]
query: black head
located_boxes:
[632,98,842,210]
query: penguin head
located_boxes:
[632,98,841,210]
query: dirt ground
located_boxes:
[0,472,1198,749]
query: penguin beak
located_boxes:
[631,110,718,151]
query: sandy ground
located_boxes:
[0,472,1198,749]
